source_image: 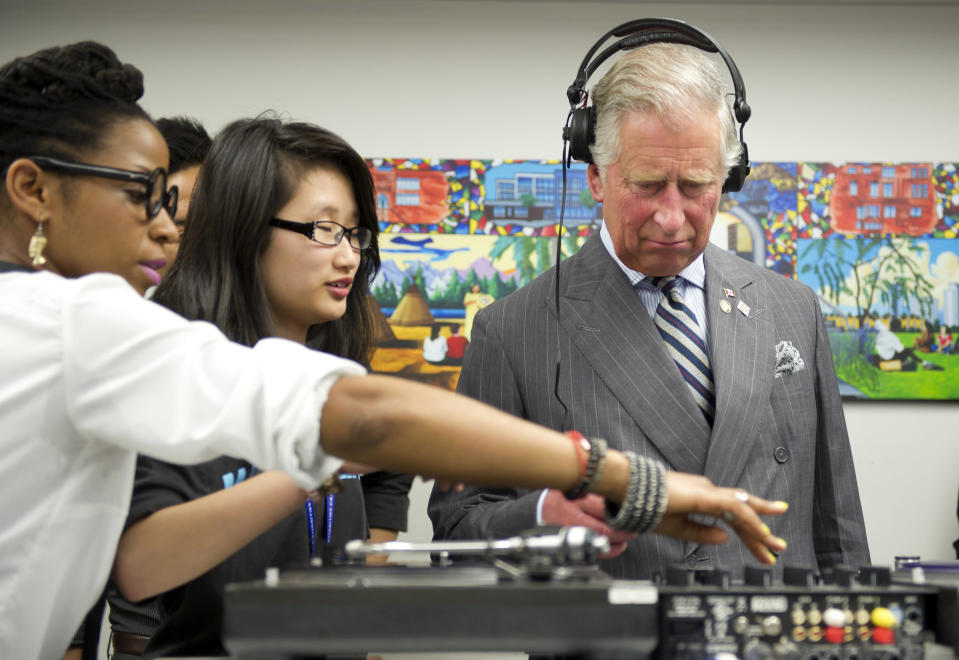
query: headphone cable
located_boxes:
[553,108,577,428]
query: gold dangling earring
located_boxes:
[28,220,48,267]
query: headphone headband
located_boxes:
[563,17,751,192]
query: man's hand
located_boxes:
[541,490,636,558]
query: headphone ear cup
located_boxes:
[722,142,750,193]
[567,106,596,164]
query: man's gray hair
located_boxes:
[589,43,742,183]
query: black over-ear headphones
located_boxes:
[563,17,752,193]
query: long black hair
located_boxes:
[0,41,150,173]
[155,114,381,364]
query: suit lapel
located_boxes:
[702,244,775,488]
[546,235,711,475]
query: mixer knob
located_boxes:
[732,614,750,635]
[761,615,783,637]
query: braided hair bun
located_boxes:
[0,41,150,169]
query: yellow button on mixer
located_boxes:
[871,607,898,629]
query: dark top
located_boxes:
[362,470,414,532]
[104,463,412,657]
[122,455,369,658]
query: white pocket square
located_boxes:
[775,340,805,378]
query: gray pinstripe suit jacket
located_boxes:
[429,235,870,579]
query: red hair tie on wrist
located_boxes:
[567,430,590,480]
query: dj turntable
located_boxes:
[224,527,659,658]
[222,528,959,659]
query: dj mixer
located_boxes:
[223,528,959,659]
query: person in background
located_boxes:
[153,116,211,279]
[462,283,493,341]
[872,317,942,371]
[100,117,211,655]
[935,324,953,355]
[422,322,447,365]
[445,323,468,366]
[431,39,869,581]
[913,318,935,353]
[0,40,787,660]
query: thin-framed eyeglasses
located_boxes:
[269,218,373,251]
[27,155,178,220]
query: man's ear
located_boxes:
[586,163,605,203]
[4,158,51,223]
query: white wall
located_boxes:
[2,0,957,570]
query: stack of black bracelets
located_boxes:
[563,431,668,534]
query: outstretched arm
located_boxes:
[321,374,787,561]
[115,372,789,604]
[114,470,307,602]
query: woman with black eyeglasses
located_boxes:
[0,41,787,660]
[106,116,415,659]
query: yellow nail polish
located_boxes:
[761,524,771,535]
[766,550,777,564]
[774,501,789,511]
[775,537,788,549]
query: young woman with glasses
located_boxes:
[0,42,787,660]
[106,115,419,658]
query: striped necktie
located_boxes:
[650,276,715,425]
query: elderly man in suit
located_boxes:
[429,41,870,579]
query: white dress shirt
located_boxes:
[599,222,711,356]
[0,271,363,660]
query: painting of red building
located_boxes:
[370,166,450,225]
[830,163,935,235]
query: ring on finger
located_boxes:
[734,490,750,504]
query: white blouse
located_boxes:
[0,271,364,660]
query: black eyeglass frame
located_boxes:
[269,217,373,252]
[27,155,178,220]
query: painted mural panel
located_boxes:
[369,229,586,391]
[721,161,798,276]
[367,158,959,400]
[797,237,959,400]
